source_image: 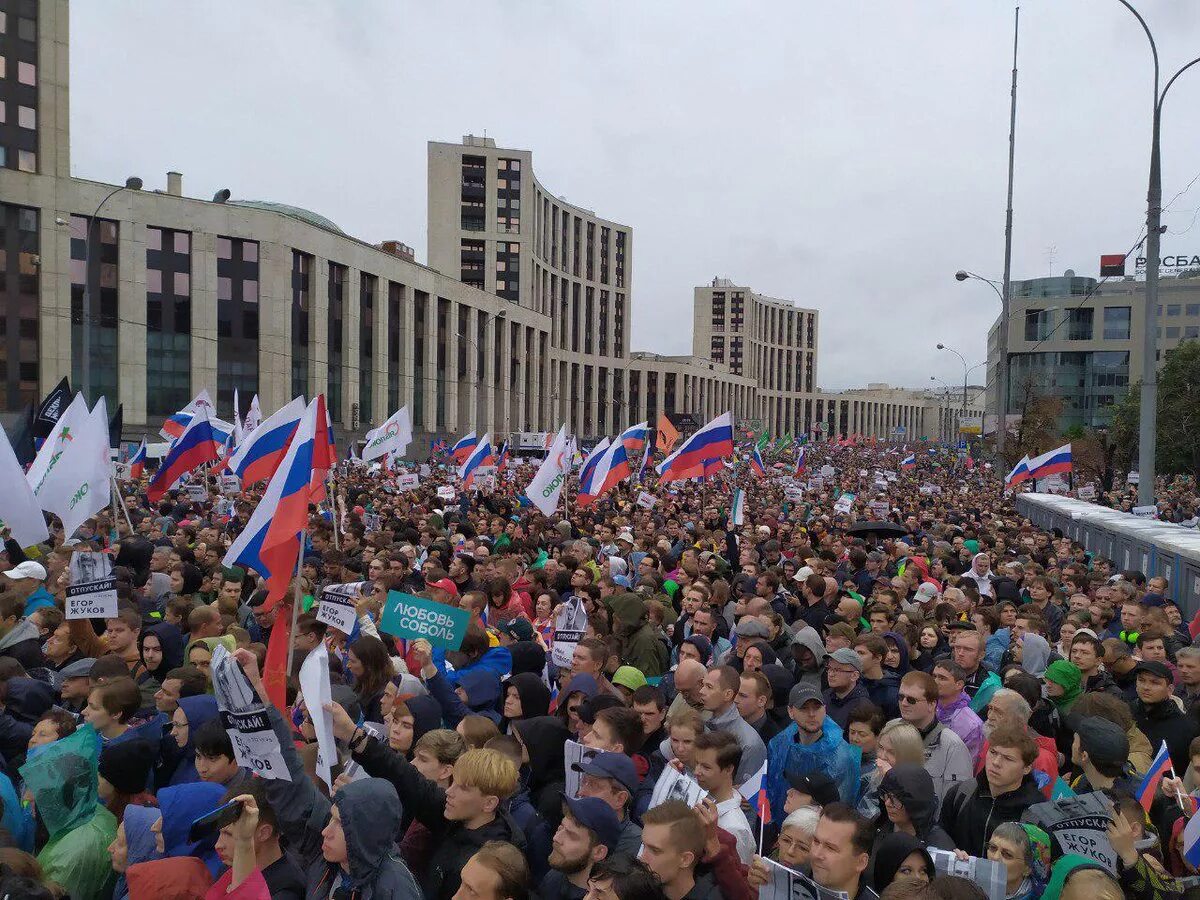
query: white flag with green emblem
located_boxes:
[29,395,111,538]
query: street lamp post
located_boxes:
[955,270,1007,450]
[936,343,970,412]
[1114,1,1200,508]
[81,176,142,403]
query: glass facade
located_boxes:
[1103,306,1131,340]
[1008,350,1129,427]
[291,251,312,400]
[0,202,38,410]
[0,0,37,175]
[216,236,260,413]
[387,281,402,413]
[70,214,118,406]
[145,227,192,417]
[327,263,346,423]
[359,273,375,426]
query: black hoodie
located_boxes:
[875,764,956,851]
[938,772,1045,857]
[513,715,569,820]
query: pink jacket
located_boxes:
[204,869,271,900]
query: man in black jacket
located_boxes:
[1131,659,1200,771]
[938,724,1045,856]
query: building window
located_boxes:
[1168,304,1181,316]
[145,226,193,417]
[460,238,484,289]
[387,281,403,412]
[599,227,610,284]
[460,155,486,231]
[1102,306,1131,340]
[291,251,312,400]
[495,241,519,302]
[327,263,346,423]
[0,204,39,410]
[1024,308,1053,342]
[16,105,32,129]
[216,237,260,412]
[69,214,118,405]
[1066,307,1093,341]
[1185,325,1199,339]
[496,157,521,232]
[615,231,626,289]
[360,273,376,426]
[1166,326,1181,339]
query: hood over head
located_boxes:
[513,715,569,792]
[790,625,827,667]
[176,695,220,754]
[508,640,547,677]
[5,676,55,724]
[459,668,503,711]
[881,631,911,673]
[124,804,164,867]
[334,776,403,889]
[404,694,444,745]
[560,673,599,705]
[1020,633,1052,677]
[879,764,940,837]
[505,672,551,720]
[761,664,794,712]
[872,832,933,891]
[158,781,226,861]
[140,622,186,680]
[608,593,647,628]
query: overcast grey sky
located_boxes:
[70,2,1200,391]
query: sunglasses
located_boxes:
[898,694,925,705]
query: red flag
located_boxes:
[261,598,293,714]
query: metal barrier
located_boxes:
[1015,493,1200,617]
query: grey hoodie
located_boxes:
[790,625,826,689]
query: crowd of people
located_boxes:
[0,438,1195,900]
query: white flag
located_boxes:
[245,394,263,433]
[362,407,413,462]
[0,425,48,548]
[26,393,89,494]
[31,396,111,538]
[233,388,244,444]
[525,425,571,516]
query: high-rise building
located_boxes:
[0,0,943,446]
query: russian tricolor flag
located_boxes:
[159,390,216,441]
[1005,455,1031,489]
[459,433,493,488]
[495,442,510,472]
[749,446,766,477]
[128,438,147,481]
[598,422,650,494]
[656,412,734,483]
[901,453,916,470]
[1027,443,1072,480]
[224,396,321,601]
[226,397,305,487]
[1136,740,1174,812]
[576,438,611,507]
[451,432,478,463]
[147,406,221,502]
[794,446,806,477]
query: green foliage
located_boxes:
[1111,341,1200,481]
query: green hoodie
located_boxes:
[1040,853,1110,900]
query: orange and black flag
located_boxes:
[656,414,680,456]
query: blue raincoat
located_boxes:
[765,715,861,821]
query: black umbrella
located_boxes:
[845,520,909,539]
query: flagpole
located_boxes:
[111,474,134,533]
[286,531,305,677]
[330,473,341,550]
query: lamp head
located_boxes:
[124,177,143,191]
[955,270,969,282]
[937,343,946,350]
[212,189,232,204]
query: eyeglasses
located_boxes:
[898,694,925,705]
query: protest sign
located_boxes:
[210,645,290,781]
[184,482,208,501]
[550,597,588,668]
[1025,792,1118,872]
[396,473,419,491]
[758,858,848,900]
[785,486,803,501]
[317,581,367,635]
[636,491,657,509]
[419,463,431,476]
[66,551,117,619]
[928,849,1006,900]
[833,492,855,514]
[1132,505,1157,519]
[219,474,240,495]
[648,765,706,811]
[341,722,386,783]
[436,485,456,501]
[564,740,598,798]
[819,464,836,478]
[299,643,336,790]
[381,590,471,650]
[1076,483,1096,500]
[870,500,890,518]
[363,512,381,533]
[476,473,496,491]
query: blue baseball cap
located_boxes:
[562,794,621,849]
[571,751,638,794]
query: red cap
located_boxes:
[429,578,459,598]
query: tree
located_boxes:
[1110,341,1200,483]
[1007,377,1064,466]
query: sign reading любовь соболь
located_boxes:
[381,590,471,650]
